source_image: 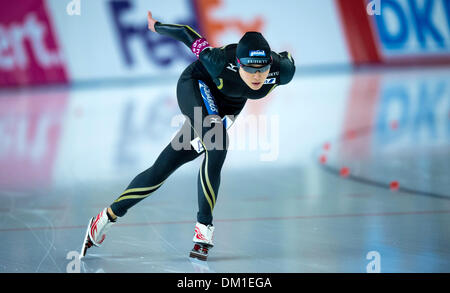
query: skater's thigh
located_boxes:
[176,77,228,146]
[176,77,207,122]
[169,119,198,153]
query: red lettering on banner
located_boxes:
[0,0,68,86]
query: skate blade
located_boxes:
[79,218,93,259]
[189,251,208,261]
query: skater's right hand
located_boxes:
[147,11,157,33]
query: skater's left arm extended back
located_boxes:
[147,11,226,78]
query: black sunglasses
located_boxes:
[240,63,271,74]
[237,58,271,74]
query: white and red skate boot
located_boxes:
[189,222,215,261]
[80,208,115,259]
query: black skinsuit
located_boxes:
[110,22,295,226]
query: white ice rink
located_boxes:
[0,67,449,273]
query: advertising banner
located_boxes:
[0,0,68,86]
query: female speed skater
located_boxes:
[80,11,295,261]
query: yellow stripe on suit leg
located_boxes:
[188,121,217,209]
[119,181,165,197]
[199,162,214,214]
[114,193,152,203]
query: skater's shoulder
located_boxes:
[199,44,237,78]
[221,43,238,52]
[201,44,237,59]
[274,51,296,85]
